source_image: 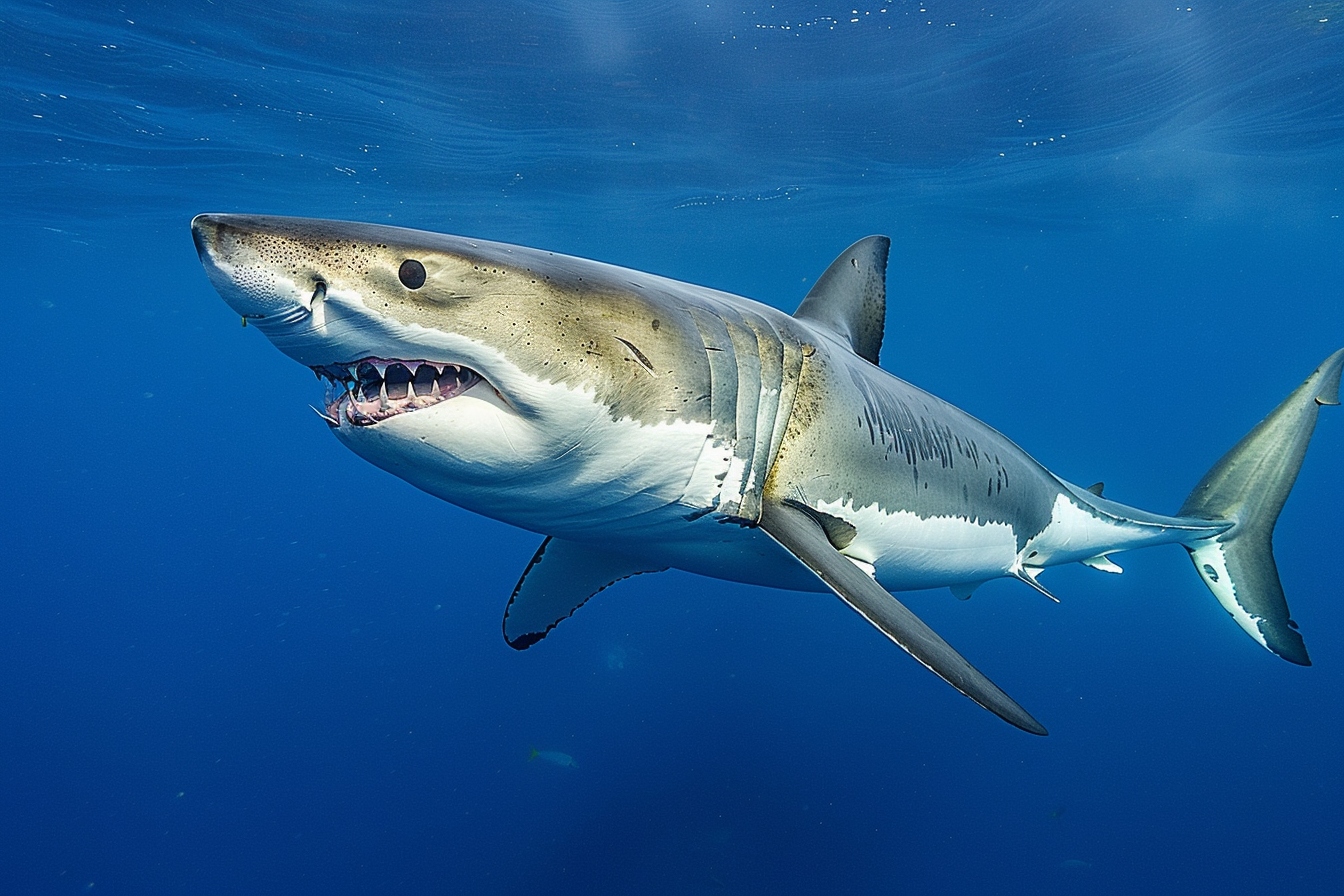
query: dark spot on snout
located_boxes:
[399,259,426,289]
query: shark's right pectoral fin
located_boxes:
[758,500,1048,735]
[503,537,667,649]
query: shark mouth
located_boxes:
[315,358,481,427]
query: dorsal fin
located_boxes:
[1086,482,1105,496]
[793,236,890,364]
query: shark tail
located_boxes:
[1178,348,1344,664]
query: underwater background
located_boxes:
[3,1,1343,893]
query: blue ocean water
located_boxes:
[3,1,1343,893]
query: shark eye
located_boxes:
[398,259,427,289]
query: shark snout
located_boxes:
[190,213,216,259]
[190,214,241,275]
[191,213,318,321]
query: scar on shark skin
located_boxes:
[614,336,657,376]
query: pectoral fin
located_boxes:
[757,500,1047,735]
[503,538,666,649]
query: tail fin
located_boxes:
[1179,348,1344,664]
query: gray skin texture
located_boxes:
[768,331,1062,550]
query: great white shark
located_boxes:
[192,214,1342,735]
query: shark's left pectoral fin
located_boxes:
[503,538,667,649]
[758,500,1048,735]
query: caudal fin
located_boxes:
[1179,348,1344,664]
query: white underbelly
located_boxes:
[815,499,1019,591]
[610,498,1023,595]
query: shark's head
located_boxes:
[191,214,725,534]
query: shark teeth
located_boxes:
[314,358,481,428]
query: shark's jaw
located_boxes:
[314,358,482,428]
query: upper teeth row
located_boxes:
[316,360,466,384]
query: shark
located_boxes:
[192,214,1342,735]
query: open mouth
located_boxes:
[314,358,481,427]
